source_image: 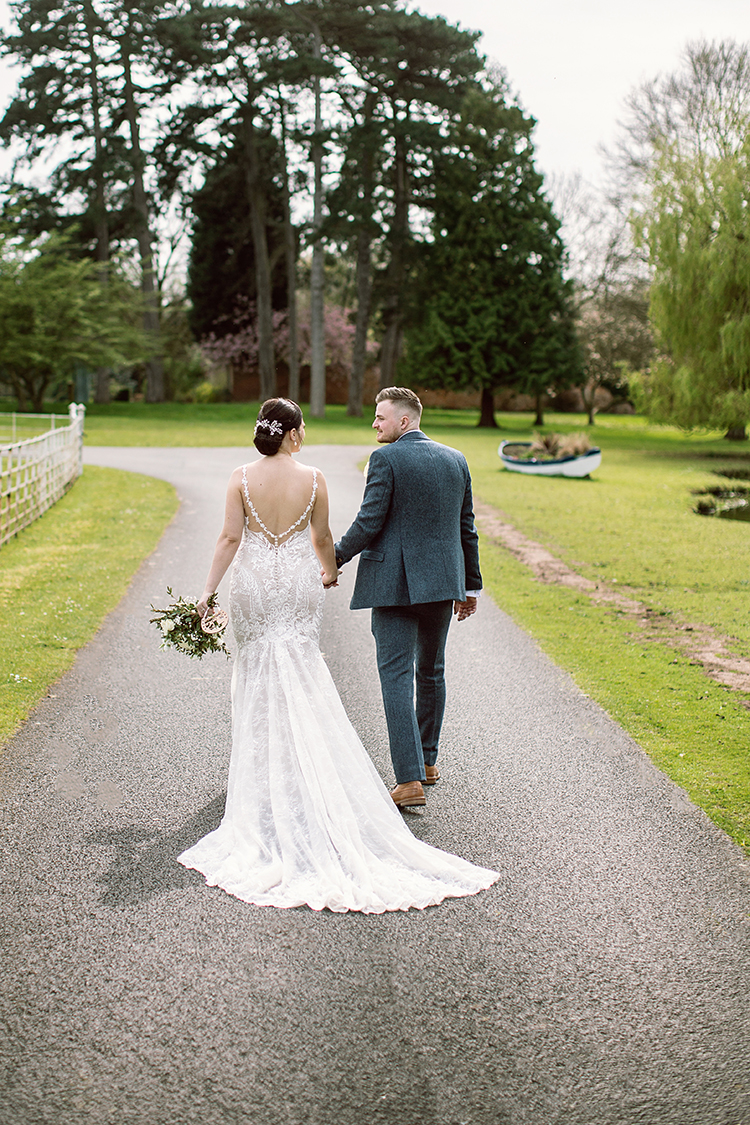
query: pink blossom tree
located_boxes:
[202,299,377,396]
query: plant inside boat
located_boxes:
[530,432,561,458]
[558,432,593,457]
[521,432,593,461]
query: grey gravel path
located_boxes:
[2,445,749,1125]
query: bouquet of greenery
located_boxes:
[150,587,230,659]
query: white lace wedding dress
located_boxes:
[178,467,498,913]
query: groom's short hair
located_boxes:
[376,386,422,420]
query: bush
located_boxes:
[192,380,229,404]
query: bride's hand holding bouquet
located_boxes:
[150,588,230,660]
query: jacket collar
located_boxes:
[394,429,427,442]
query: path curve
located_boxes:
[1,445,749,1125]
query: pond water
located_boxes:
[693,483,750,520]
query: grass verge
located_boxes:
[1,466,178,748]
[480,538,750,852]
[439,419,750,654]
[438,415,750,852]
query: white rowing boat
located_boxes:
[499,441,602,477]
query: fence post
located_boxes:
[68,402,85,479]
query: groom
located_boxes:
[335,387,482,809]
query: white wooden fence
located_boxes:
[0,404,86,548]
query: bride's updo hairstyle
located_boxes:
[253,398,303,456]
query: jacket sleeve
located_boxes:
[335,451,394,565]
[461,471,483,592]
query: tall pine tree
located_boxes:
[402,83,580,426]
[187,131,287,343]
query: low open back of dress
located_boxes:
[240,464,318,550]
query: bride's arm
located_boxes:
[197,470,245,615]
[309,473,338,587]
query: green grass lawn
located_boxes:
[3,400,749,850]
[0,415,62,443]
[7,401,380,447]
[0,466,178,747]
[440,414,750,851]
[436,415,750,655]
[480,540,750,851]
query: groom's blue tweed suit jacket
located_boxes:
[335,430,482,610]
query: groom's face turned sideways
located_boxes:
[373,399,413,444]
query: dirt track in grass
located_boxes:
[474,499,750,699]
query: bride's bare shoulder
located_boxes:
[228,464,250,485]
[296,461,322,477]
[234,459,267,480]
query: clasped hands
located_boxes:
[321,568,340,589]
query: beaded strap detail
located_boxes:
[241,465,318,549]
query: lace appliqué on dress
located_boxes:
[229,466,323,650]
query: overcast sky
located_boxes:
[415,0,750,187]
[0,0,747,191]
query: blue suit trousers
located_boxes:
[370,600,454,784]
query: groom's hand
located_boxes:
[453,597,477,621]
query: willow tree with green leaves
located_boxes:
[617,39,750,439]
[634,146,750,437]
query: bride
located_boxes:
[177,398,497,913]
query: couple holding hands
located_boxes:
[178,386,497,914]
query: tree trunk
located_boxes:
[347,91,378,418]
[241,103,276,402]
[348,228,373,417]
[279,103,299,402]
[379,318,403,389]
[477,388,498,427]
[31,379,46,412]
[121,38,164,403]
[93,368,109,405]
[581,378,597,425]
[379,108,409,389]
[725,423,747,440]
[9,375,27,412]
[534,393,544,426]
[84,0,111,405]
[309,25,325,418]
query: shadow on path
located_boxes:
[86,794,225,907]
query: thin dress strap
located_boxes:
[241,465,318,549]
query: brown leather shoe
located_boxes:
[391,781,426,807]
[423,765,440,785]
